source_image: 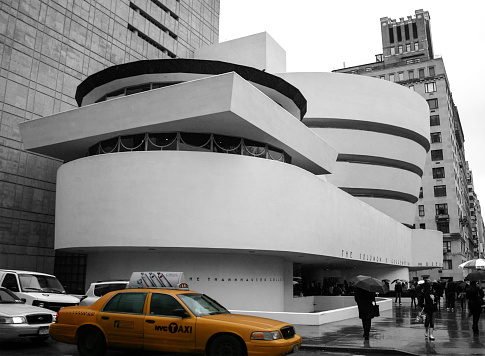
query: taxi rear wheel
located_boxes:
[208,335,245,356]
[77,327,107,356]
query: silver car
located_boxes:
[0,287,56,342]
[79,281,128,306]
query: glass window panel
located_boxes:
[147,133,177,150]
[213,135,241,154]
[267,146,285,162]
[120,134,145,151]
[106,88,125,100]
[100,137,119,153]
[243,139,266,158]
[103,292,147,314]
[150,293,184,316]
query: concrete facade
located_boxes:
[20,33,442,317]
[0,0,220,292]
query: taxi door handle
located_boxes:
[145,320,155,324]
[101,316,109,320]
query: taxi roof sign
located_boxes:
[129,272,189,290]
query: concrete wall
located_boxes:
[278,72,430,225]
[55,152,415,266]
[194,32,286,73]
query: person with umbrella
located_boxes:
[422,280,438,340]
[444,279,456,311]
[394,280,403,305]
[350,275,387,340]
[466,271,485,335]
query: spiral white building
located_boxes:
[20,32,442,320]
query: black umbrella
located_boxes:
[349,275,389,294]
[391,279,400,284]
[466,270,485,282]
[382,279,391,283]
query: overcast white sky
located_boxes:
[219,1,485,202]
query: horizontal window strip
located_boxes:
[340,188,418,204]
[303,118,430,152]
[337,154,423,177]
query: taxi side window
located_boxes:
[1,274,20,292]
[103,292,147,314]
[150,293,185,317]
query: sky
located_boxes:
[219,1,485,202]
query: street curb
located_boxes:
[300,344,421,356]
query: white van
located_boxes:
[0,269,79,311]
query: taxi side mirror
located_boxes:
[173,308,190,318]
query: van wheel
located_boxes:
[208,335,245,356]
[77,327,107,356]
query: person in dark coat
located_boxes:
[394,281,403,305]
[423,281,438,340]
[354,287,376,340]
[445,280,456,311]
[409,281,418,307]
[466,281,484,335]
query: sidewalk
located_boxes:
[296,299,485,355]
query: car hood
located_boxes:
[0,303,55,316]
[19,292,80,303]
[201,313,288,329]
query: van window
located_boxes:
[18,274,66,293]
[1,273,20,292]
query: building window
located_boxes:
[398,45,403,53]
[437,222,450,233]
[365,67,372,72]
[430,132,441,143]
[431,149,443,161]
[434,185,447,197]
[379,75,385,80]
[390,47,396,55]
[409,85,415,91]
[389,27,394,43]
[419,223,426,229]
[414,40,419,49]
[430,115,440,126]
[418,205,425,216]
[406,43,411,52]
[435,203,448,215]
[418,68,425,78]
[398,72,404,81]
[443,241,451,253]
[432,167,445,179]
[425,82,437,93]
[419,187,423,198]
[408,70,414,79]
[389,73,395,82]
[397,27,402,42]
[443,260,452,269]
[428,67,435,76]
[427,98,438,109]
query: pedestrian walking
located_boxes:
[354,287,376,340]
[409,281,418,307]
[445,280,456,311]
[456,282,467,309]
[422,280,438,340]
[466,280,484,335]
[395,281,403,305]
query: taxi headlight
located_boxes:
[0,316,27,324]
[251,331,282,340]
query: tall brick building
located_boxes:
[333,9,484,281]
[0,0,219,292]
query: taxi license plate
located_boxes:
[38,326,49,335]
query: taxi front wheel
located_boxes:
[77,327,107,356]
[208,335,246,356]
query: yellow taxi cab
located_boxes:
[49,272,301,356]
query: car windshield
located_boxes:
[18,274,66,294]
[0,288,22,303]
[178,293,230,317]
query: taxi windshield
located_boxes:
[178,293,229,317]
[18,274,66,294]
